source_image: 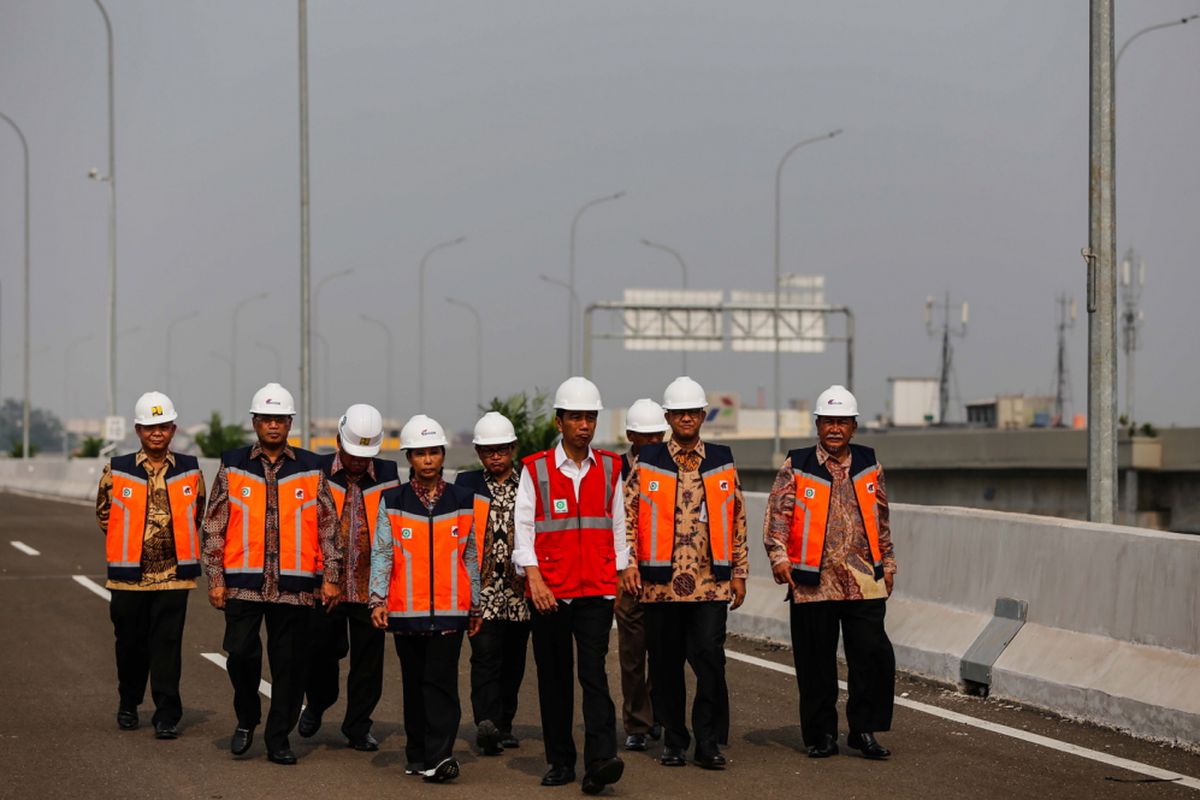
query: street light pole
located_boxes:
[569,192,624,374]
[164,310,198,396]
[446,297,483,411]
[0,112,31,459]
[63,335,91,452]
[772,129,842,461]
[640,237,690,373]
[90,0,118,421]
[255,340,283,380]
[360,314,394,421]
[418,236,466,410]
[539,273,580,377]
[1115,14,1197,68]
[298,0,312,449]
[231,293,269,420]
[312,268,352,416]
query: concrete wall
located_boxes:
[2,459,1197,746]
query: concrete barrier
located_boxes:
[732,494,1200,747]
[3,459,1196,745]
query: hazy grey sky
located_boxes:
[0,1,1196,433]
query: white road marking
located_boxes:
[72,574,111,601]
[10,540,39,556]
[724,648,1200,791]
[201,652,273,699]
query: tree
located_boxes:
[482,390,559,461]
[194,412,248,458]
[78,436,106,458]
[0,398,63,456]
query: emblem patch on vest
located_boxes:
[804,487,816,499]
[553,498,568,513]
[648,480,659,492]
[294,488,305,500]
[121,487,133,498]
[719,480,729,492]
[241,487,251,498]
[182,486,193,496]
[450,526,459,537]
[866,482,876,494]
[401,527,413,539]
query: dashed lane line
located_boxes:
[200,652,273,699]
[72,574,111,601]
[724,649,1200,791]
[10,541,40,556]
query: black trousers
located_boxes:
[614,588,655,735]
[788,598,895,746]
[643,601,728,759]
[529,596,617,769]
[304,601,385,740]
[222,599,310,752]
[395,632,464,770]
[109,588,189,725]
[469,618,530,733]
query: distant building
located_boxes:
[887,377,940,427]
[965,395,1056,429]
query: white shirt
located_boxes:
[513,443,630,582]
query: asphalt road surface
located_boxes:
[1,491,1197,799]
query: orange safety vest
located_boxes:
[786,444,884,586]
[105,452,203,582]
[380,483,475,633]
[221,446,324,593]
[318,453,400,575]
[635,442,738,583]
[454,469,507,569]
[523,447,622,598]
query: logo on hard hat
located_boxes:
[648,481,659,492]
[121,487,133,498]
[359,437,371,446]
[421,429,436,437]
[266,397,278,406]
[294,488,305,500]
[553,498,568,514]
[828,398,843,405]
[719,480,729,492]
[804,487,816,499]
[151,405,164,417]
[401,527,413,539]
[182,486,193,497]
[241,487,252,498]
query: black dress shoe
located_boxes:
[116,709,139,731]
[847,731,890,759]
[540,765,576,786]
[807,733,839,759]
[694,752,726,770]
[298,707,322,738]
[658,747,687,767]
[477,719,503,755]
[347,732,379,752]
[230,726,255,756]
[499,730,519,749]
[649,723,662,741]
[623,733,647,751]
[153,721,179,740]
[581,757,624,795]
[267,748,298,765]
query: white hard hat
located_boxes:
[473,411,517,446]
[400,414,448,450]
[813,384,859,417]
[249,382,296,416]
[553,376,603,412]
[661,376,708,411]
[338,404,384,457]
[133,391,178,425]
[625,398,668,433]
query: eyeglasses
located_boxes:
[476,445,514,458]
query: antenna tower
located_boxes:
[925,292,968,425]
[1119,248,1145,425]
[1052,293,1077,426]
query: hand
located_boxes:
[208,586,227,610]
[771,561,796,589]
[620,566,642,598]
[884,571,895,596]
[526,568,558,614]
[370,606,389,629]
[729,577,747,610]
[468,616,482,637]
[321,580,342,609]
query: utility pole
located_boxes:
[1052,294,1077,426]
[925,293,967,425]
[298,0,312,449]
[1119,248,1144,427]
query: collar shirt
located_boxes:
[624,439,749,603]
[329,452,376,604]
[202,442,340,607]
[762,443,896,603]
[478,469,529,622]
[513,443,630,589]
[96,450,205,591]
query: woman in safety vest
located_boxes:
[369,414,481,782]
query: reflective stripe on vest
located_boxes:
[525,449,620,598]
[277,471,323,585]
[383,502,474,632]
[471,493,490,569]
[788,461,883,585]
[225,468,267,583]
[106,463,202,581]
